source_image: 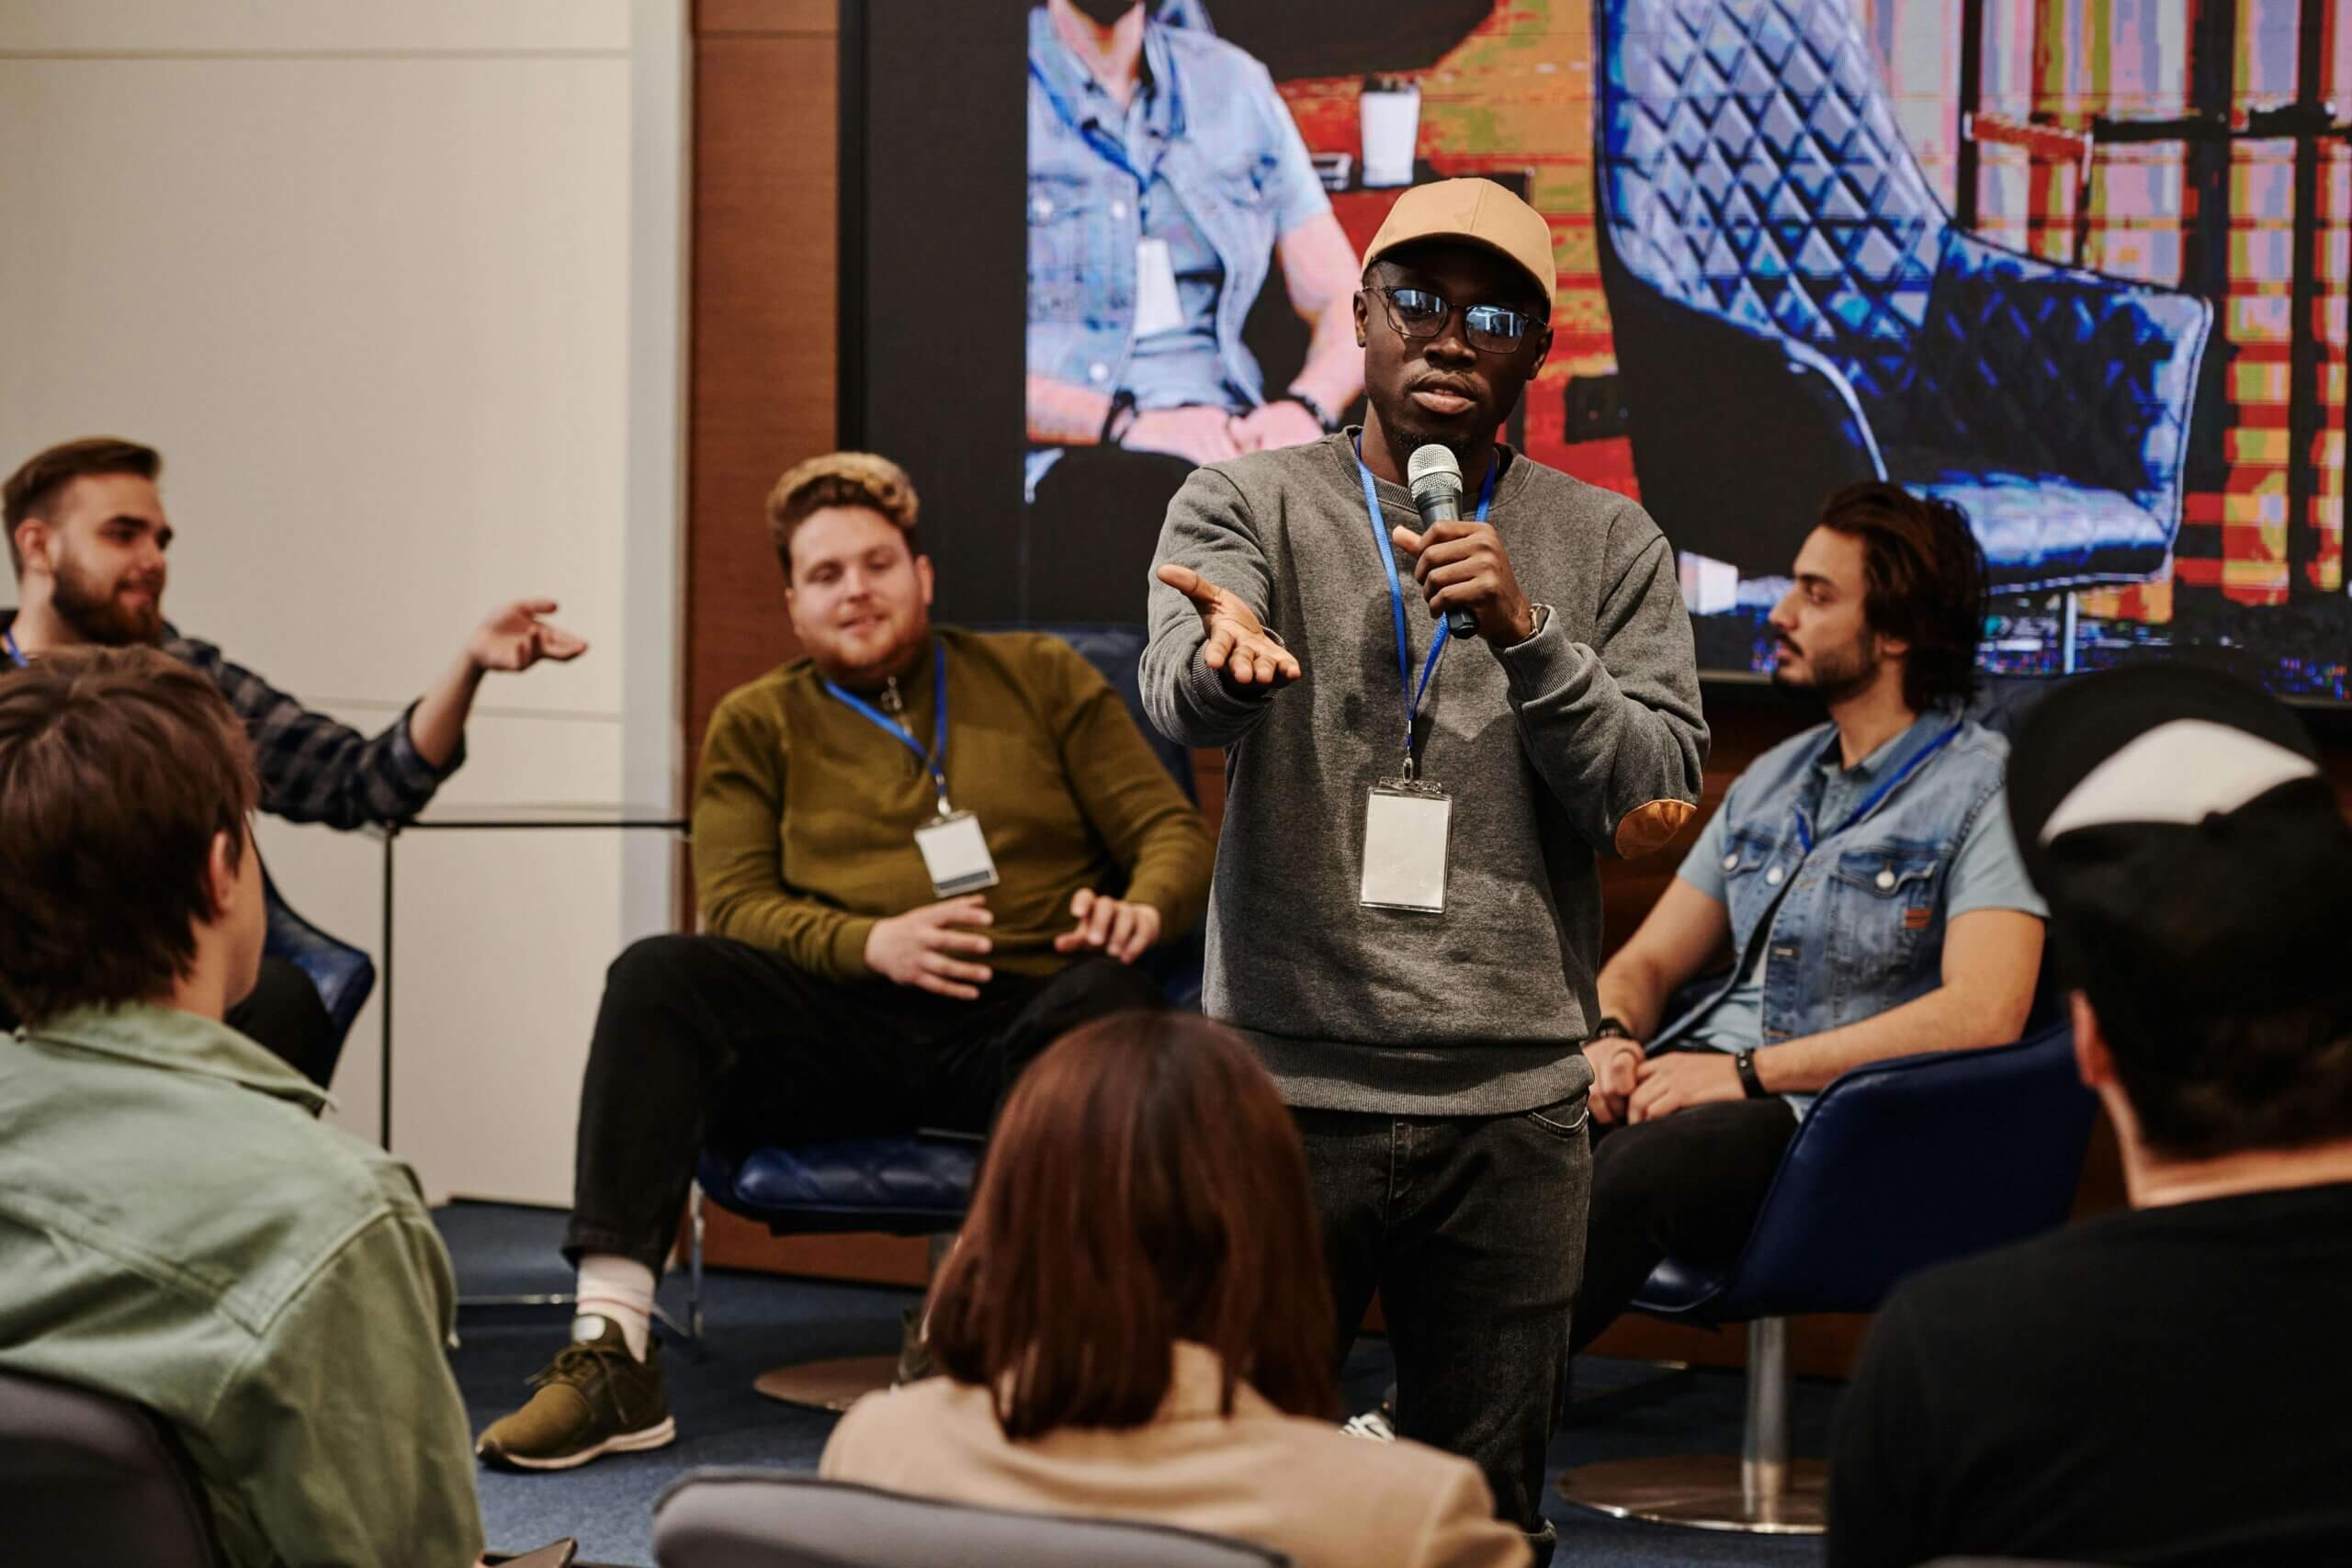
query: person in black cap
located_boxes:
[1826,662,2352,1568]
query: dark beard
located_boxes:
[1772,637,1879,705]
[1070,0,1140,25]
[51,557,164,647]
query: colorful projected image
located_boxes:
[1026,0,2349,696]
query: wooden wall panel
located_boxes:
[687,8,835,778]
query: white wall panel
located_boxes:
[0,2,628,55]
[3,3,680,1207]
[0,55,631,716]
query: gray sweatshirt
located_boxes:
[1143,433,1708,1115]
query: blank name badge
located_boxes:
[915,811,1000,897]
[1360,782,1452,914]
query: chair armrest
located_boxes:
[1914,231,2211,514]
[1600,259,1884,575]
[1711,1020,2096,1317]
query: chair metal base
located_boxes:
[1555,1455,1826,1534]
[752,1354,900,1412]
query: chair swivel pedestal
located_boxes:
[748,1233,958,1412]
[1558,1021,2097,1536]
[1559,1315,1823,1532]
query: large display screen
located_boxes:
[845,0,2349,699]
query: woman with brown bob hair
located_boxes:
[820,1011,1530,1568]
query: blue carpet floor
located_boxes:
[439,1201,1831,1568]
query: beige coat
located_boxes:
[819,1342,1532,1568]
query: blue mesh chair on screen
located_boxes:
[1593,0,2211,590]
[687,624,1204,1403]
[1557,1019,2098,1533]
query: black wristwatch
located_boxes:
[1283,388,1340,433]
[1733,1048,1768,1100]
[1100,388,1139,446]
[1589,1016,1632,1043]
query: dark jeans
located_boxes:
[1570,1092,1799,1354]
[1296,1098,1592,1560]
[227,955,338,1090]
[564,932,1164,1272]
[1027,446,1197,622]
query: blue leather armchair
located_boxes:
[1594,0,2211,590]
[260,869,375,1087]
[687,625,1205,1394]
[1558,1019,2098,1532]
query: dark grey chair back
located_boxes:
[0,1367,221,1568]
[653,1471,1291,1568]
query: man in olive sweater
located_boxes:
[1145,182,1705,1558]
[479,452,1211,1471]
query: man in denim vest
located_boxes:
[1575,482,2046,1353]
[1025,0,1363,617]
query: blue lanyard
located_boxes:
[1793,719,1962,853]
[1031,61,1137,180]
[1,626,21,668]
[824,642,952,814]
[1355,448,1497,777]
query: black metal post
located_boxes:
[1955,0,1986,228]
[379,825,396,1148]
[2284,0,2326,599]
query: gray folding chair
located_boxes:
[0,1366,222,1568]
[652,1470,1290,1568]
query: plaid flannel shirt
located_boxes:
[1,613,458,829]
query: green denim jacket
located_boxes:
[0,1004,483,1567]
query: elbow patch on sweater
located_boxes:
[1614,798,1695,859]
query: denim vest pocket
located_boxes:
[1717,825,1790,948]
[1028,171,1114,327]
[1826,842,1945,986]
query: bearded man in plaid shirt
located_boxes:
[2,435,586,1083]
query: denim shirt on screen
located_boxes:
[1025,5,1328,419]
[1652,708,2028,1107]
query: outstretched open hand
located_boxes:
[1156,564,1300,692]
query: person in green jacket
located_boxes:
[478,451,1214,1472]
[0,647,489,1568]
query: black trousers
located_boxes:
[564,932,1164,1272]
[1026,446,1197,623]
[1297,1099,1592,1560]
[1570,1092,1800,1355]
[0,954,334,1091]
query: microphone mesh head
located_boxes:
[1407,443,1464,505]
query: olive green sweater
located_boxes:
[694,627,1213,980]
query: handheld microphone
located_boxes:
[1407,444,1479,638]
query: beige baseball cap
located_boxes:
[1362,178,1555,305]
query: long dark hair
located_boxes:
[925,1011,1340,1438]
[1817,481,1988,711]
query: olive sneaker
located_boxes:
[476,1317,676,1471]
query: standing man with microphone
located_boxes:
[1143,180,1707,1559]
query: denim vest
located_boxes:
[1654,709,2012,1051]
[1026,6,1294,410]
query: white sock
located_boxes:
[573,1254,656,1360]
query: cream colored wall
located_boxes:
[0,0,682,1205]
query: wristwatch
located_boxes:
[1100,388,1139,447]
[1589,1016,1632,1043]
[1733,1048,1768,1100]
[1283,388,1341,433]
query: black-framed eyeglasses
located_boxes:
[1370,285,1541,355]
